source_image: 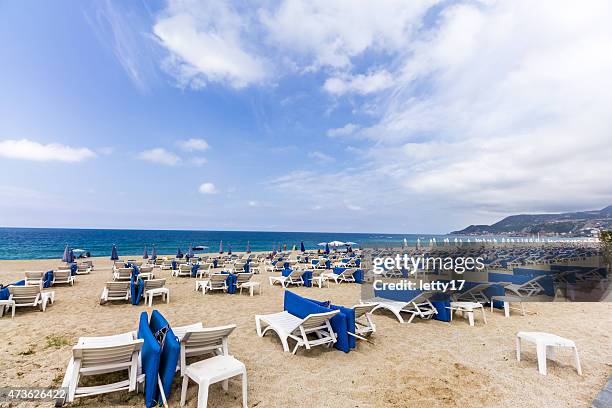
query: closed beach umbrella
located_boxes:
[111,244,118,261]
[188,244,194,258]
[300,241,305,252]
[143,245,148,259]
[325,243,330,254]
[219,240,224,254]
[246,241,251,253]
[151,245,157,260]
[62,244,71,262]
[272,245,277,255]
[176,248,183,258]
[228,244,232,255]
[69,248,75,263]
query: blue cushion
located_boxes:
[137,312,161,408]
[149,310,180,404]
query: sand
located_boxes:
[0,256,610,408]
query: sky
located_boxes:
[1,0,611,234]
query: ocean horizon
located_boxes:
[0,227,452,260]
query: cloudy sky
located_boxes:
[1,0,611,233]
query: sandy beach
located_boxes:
[1,255,610,408]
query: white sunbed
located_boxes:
[172,264,192,278]
[504,275,546,297]
[53,270,75,286]
[255,309,339,354]
[268,270,305,288]
[100,281,130,303]
[366,291,438,324]
[452,282,496,303]
[322,268,357,284]
[113,268,133,281]
[8,285,51,312]
[57,331,144,406]
[352,303,377,338]
[24,271,44,287]
[142,279,169,307]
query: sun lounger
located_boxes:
[366,291,437,323]
[24,271,44,287]
[8,285,50,312]
[142,279,169,307]
[452,282,495,303]
[352,303,377,337]
[269,269,304,288]
[504,275,546,297]
[196,273,229,294]
[113,267,133,281]
[176,324,237,375]
[172,264,192,278]
[100,281,130,303]
[235,273,260,296]
[322,268,356,284]
[58,331,144,405]
[255,309,339,354]
[53,270,75,286]
[76,264,91,275]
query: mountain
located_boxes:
[451,205,612,236]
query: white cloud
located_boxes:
[178,138,209,151]
[0,139,96,162]
[308,150,335,162]
[154,1,267,89]
[198,182,218,194]
[327,123,361,138]
[324,71,394,95]
[248,200,258,207]
[190,157,208,166]
[137,148,181,166]
[260,0,437,69]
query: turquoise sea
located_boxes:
[0,227,451,260]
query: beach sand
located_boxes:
[0,256,610,408]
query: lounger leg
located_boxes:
[481,307,487,324]
[467,311,474,326]
[241,368,248,408]
[222,379,228,392]
[516,337,521,361]
[197,380,209,408]
[504,302,510,318]
[573,347,582,375]
[180,375,188,406]
[536,342,547,375]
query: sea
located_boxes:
[0,227,454,260]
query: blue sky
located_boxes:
[1,0,611,233]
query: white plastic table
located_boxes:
[447,301,487,326]
[41,291,55,311]
[490,295,525,317]
[516,331,582,375]
[180,355,247,408]
[0,299,16,318]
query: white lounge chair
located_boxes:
[311,269,329,288]
[452,282,494,303]
[100,281,130,303]
[322,268,356,284]
[179,324,247,408]
[53,270,75,286]
[143,279,169,307]
[352,303,377,337]
[58,331,144,405]
[196,274,229,294]
[235,273,260,296]
[8,285,49,312]
[24,271,44,287]
[255,310,339,354]
[76,264,91,275]
[172,264,192,278]
[367,292,438,324]
[505,275,546,297]
[113,268,133,281]
[269,270,305,288]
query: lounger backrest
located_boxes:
[290,269,305,278]
[352,303,377,318]
[106,281,129,294]
[211,273,228,282]
[300,310,339,330]
[54,270,71,279]
[144,279,165,290]
[73,339,143,368]
[342,268,356,277]
[25,271,44,279]
[179,264,191,271]
[181,324,237,356]
[172,322,204,341]
[234,263,245,272]
[235,273,252,285]
[8,285,40,304]
[410,291,435,304]
[139,266,153,273]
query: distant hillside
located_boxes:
[452,205,612,236]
